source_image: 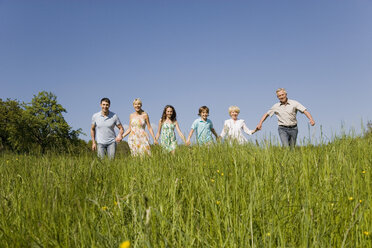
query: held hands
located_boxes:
[115,136,122,143]
[154,134,160,145]
[251,127,259,134]
[256,124,262,131]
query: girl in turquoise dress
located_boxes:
[155,105,186,153]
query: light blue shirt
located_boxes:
[191,118,214,144]
[92,111,121,145]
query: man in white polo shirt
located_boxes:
[256,88,315,147]
[91,98,124,159]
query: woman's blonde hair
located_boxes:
[133,98,142,105]
[228,106,240,115]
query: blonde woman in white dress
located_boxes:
[220,106,257,144]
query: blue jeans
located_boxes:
[97,142,116,159]
[278,126,298,147]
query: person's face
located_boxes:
[230,111,239,120]
[200,110,209,120]
[133,101,142,112]
[100,101,110,113]
[276,90,288,103]
[166,107,173,118]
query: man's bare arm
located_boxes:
[91,124,97,150]
[256,113,269,130]
[303,110,315,126]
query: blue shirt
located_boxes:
[191,118,214,144]
[92,111,121,145]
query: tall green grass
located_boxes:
[0,135,371,247]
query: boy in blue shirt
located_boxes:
[186,106,219,145]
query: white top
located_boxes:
[267,99,306,126]
[220,119,253,144]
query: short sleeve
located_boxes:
[209,120,214,129]
[114,114,122,126]
[91,114,96,125]
[191,119,198,129]
[294,101,306,113]
[267,104,276,117]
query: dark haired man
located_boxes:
[91,98,124,159]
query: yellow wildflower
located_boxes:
[266,232,271,237]
[101,206,108,211]
[348,197,353,201]
[119,240,131,248]
[217,170,220,173]
[359,200,362,203]
[363,231,370,236]
[210,179,215,183]
[362,170,366,174]
[216,201,221,205]
[331,203,334,207]
[221,172,224,176]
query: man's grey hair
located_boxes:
[276,88,287,94]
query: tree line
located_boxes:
[0,91,84,153]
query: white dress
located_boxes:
[128,116,151,156]
[220,119,253,144]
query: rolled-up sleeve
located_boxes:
[242,121,253,135]
[220,120,228,137]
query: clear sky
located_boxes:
[1,0,371,145]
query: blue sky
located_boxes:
[1,0,371,144]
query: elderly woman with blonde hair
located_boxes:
[122,98,157,156]
[220,106,257,144]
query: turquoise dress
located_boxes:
[160,122,177,152]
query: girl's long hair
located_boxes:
[161,105,177,123]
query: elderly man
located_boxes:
[91,97,124,159]
[256,88,315,147]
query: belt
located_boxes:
[279,124,297,128]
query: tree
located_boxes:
[0,99,28,152]
[23,91,82,153]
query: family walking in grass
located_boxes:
[91,88,315,159]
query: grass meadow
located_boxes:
[0,135,371,247]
